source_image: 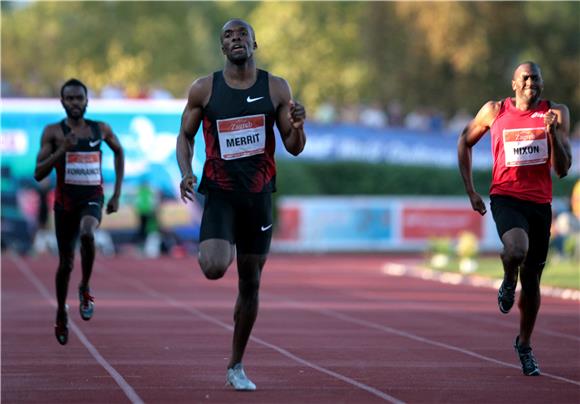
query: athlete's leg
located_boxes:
[228,192,272,368]
[79,215,99,289]
[55,249,75,317]
[54,209,79,317]
[198,191,236,279]
[517,261,544,347]
[500,228,529,284]
[228,253,266,369]
[517,204,551,347]
[198,239,235,279]
[53,209,79,343]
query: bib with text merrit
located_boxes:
[503,127,548,167]
[217,114,266,160]
[65,152,101,185]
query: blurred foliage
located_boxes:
[276,160,580,197]
[2,1,579,118]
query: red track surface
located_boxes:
[2,252,579,403]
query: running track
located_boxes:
[2,252,579,403]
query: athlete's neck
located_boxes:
[65,117,86,129]
[223,61,257,90]
[513,96,541,111]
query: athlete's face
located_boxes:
[61,85,88,120]
[220,21,257,65]
[512,64,544,104]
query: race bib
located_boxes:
[65,152,101,185]
[217,114,266,160]
[503,128,548,167]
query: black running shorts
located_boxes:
[490,194,552,268]
[54,196,104,253]
[199,190,273,255]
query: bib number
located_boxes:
[217,114,266,160]
[65,152,101,185]
[503,128,548,167]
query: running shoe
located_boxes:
[497,280,516,314]
[78,286,94,321]
[54,307,68,345]
[226,363,256,391]
[514,336,541,376]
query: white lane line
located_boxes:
[381,262,580,342]
[263,292,580,387]
[382,262,580,301]
[10,255,145,404]
[100,267,404,404]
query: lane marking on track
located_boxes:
[381,262,580,301]
[10,254,145,404]
[260,292,580,387]
[99,265,404,404]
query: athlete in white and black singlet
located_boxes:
[176,19,306,390]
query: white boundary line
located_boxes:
[381,262,580,301]
[100,266,404,404]
[10,255,145,404]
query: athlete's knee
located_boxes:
[239,275,260,299]
[79,229,95,246]
[520,262,544,293]
[57,257,74,276]
[501,243,527,267]
[199,257,229,280]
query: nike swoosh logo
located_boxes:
[246,96,264,103]
[89,139,101,147]
[88,202,100,206]
[260,224,272,231]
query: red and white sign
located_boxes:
[402,207,483,239]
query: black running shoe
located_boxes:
[514,336,541,376]
[78,286,94,321]
[54,308,68,346]
[498,280,516,314]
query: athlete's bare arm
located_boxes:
[457,101,501,215]
[544,103,572,178]
[34,124,73,181]
[270,75,306,156]
[100,122,125,214]
[177,75,212,203]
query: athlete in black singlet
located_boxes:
[176,19,306,390]
[34,79,124,346]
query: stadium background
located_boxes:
[1,1,579,255]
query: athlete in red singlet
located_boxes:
[176,19,306,390]
[458,62,572,376]
[34,79,124,346]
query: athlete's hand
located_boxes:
[468,191,487,216]
[62,131,79,151]
[106,195,119,214]
[544,109,558,132]
[288,100,306,129]
[180,174,197,203]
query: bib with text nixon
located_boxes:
[217,114,266,160]
[503,127,548,167]
[65,152,101,185]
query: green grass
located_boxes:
[428,256,580,290]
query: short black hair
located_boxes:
[60,78,88,98]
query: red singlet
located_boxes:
[489,97,552,203]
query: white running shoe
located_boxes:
[226,363,256,391]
